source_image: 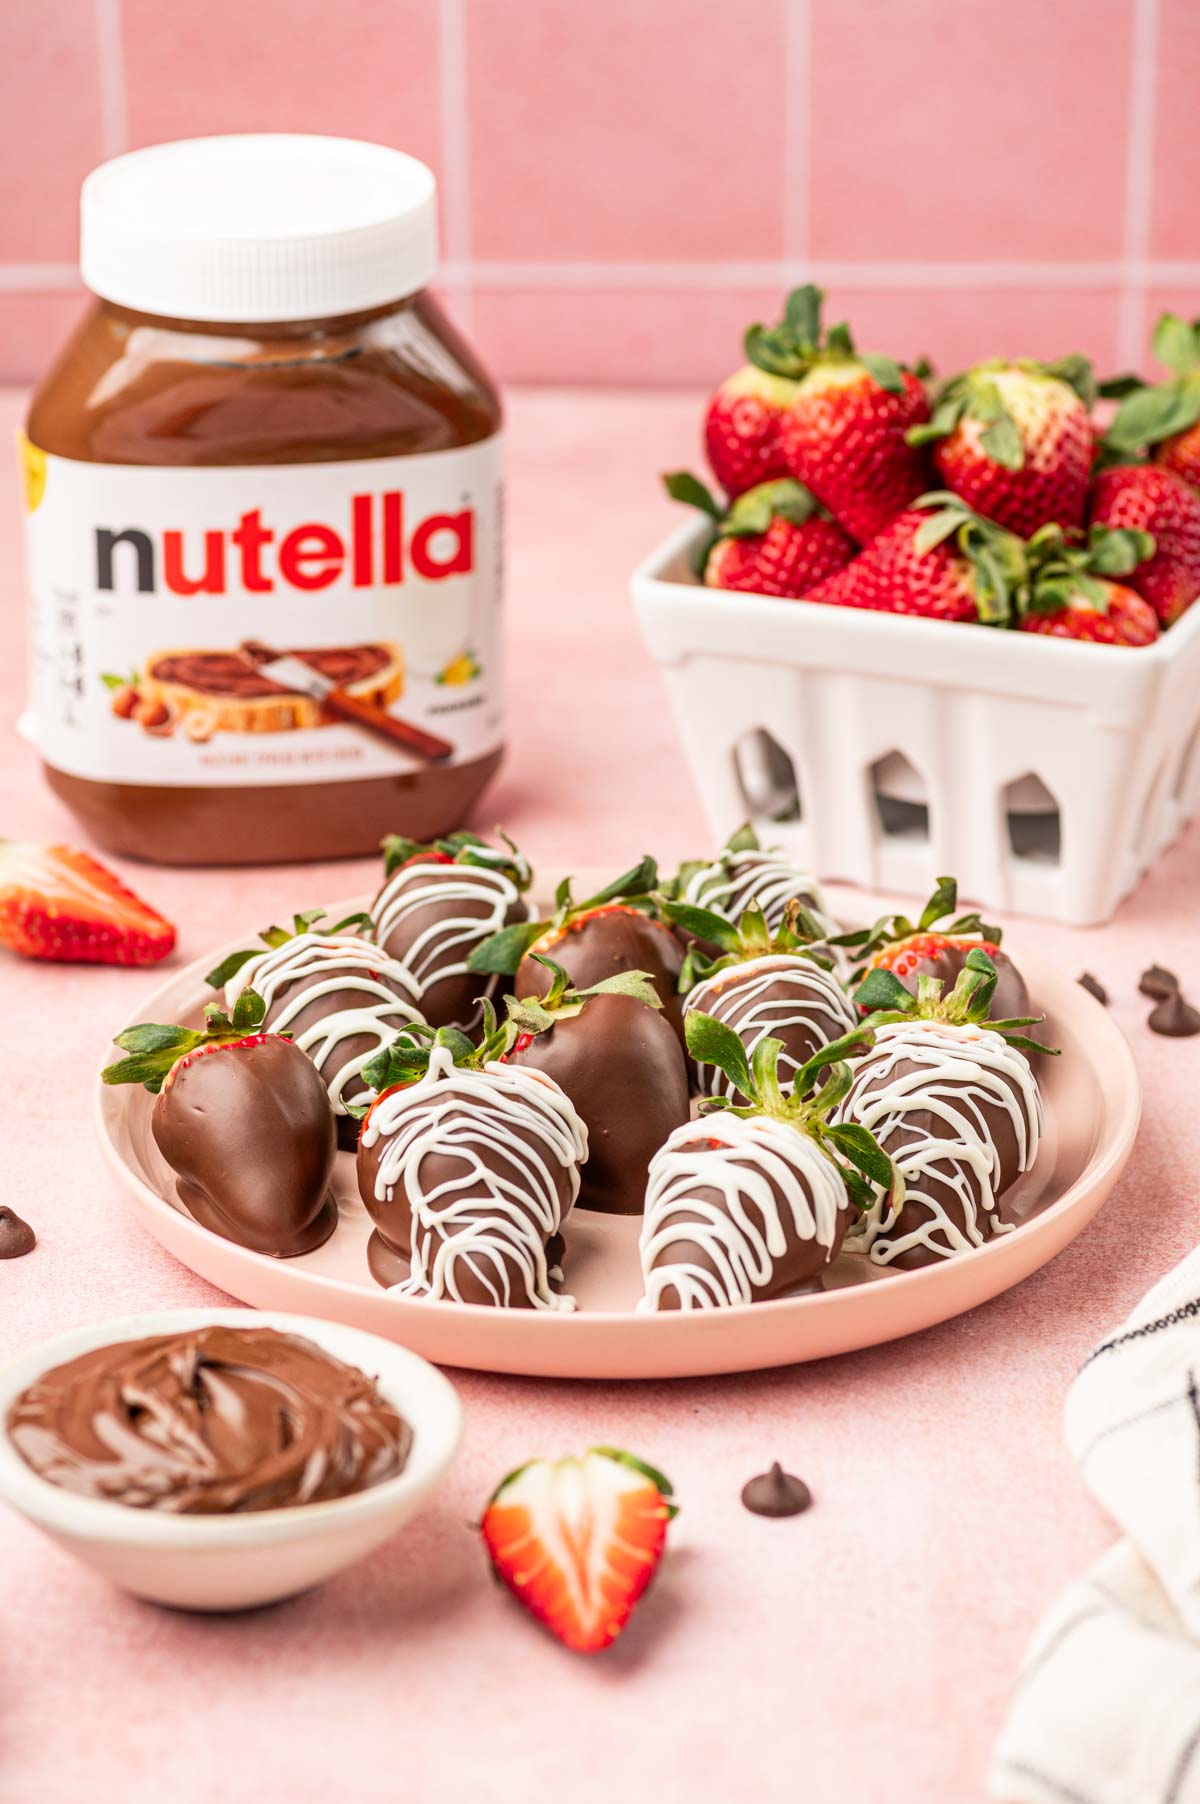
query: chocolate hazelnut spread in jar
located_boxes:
[21,135,504,865]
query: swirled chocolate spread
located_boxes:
[6,1326,412,1513]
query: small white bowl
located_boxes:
[0,1307,463,1612]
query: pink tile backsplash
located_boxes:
[809,0,1135,264]
[465,0,790,262]
[0,0,1194,388]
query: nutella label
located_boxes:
[20,435,503,787]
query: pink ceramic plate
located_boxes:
[94,892,1141,1380]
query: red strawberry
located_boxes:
[908,358,1095,536]
[0,840,175,965]
[1017,522,1159,647]
[664,472,855,599]
[702,364,797,496]
[1088,462,1200,624]
[1103,313,1200,491]
[803,493,1025,624]
[743,285,932,544]
[481,1447,676,1654]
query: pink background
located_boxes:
[1,0,1197,388]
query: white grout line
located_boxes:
[441,259,1133,291]
[93,0,129,159]
[781,0,811,267]
[1118,0,1158,369]
[437,0,474,333]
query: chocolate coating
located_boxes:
[516,906,686,1040]
[741,1463,812,1517]
[889,941,1031,1020]
[0,1207,36,1259]
[686,954,858,1100]
[153,1036,337,1257]
[371,853,529,1029]
[1149,990,1200,1037]
[507,993,690,1214]
[6,1326,410,1512]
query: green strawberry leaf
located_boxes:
[111,1022,198,1055]
[853,968,914,1012]
[1153,312,1198,376]
[783,284,823,345]
[859,352,904,396]
[466,918,546,976]
[231,987,266,1035]
[1106,382,1200,452]
[1046,354,1097,409]
[684,1009,756,1101]
[726,822,760,854]
[662,899,744,953]
[1098,372,1145,400]
[578,856,658,911]
[822,1122,894,1191]
[664,470,723,519]
[906,392,967,446]
[979,414,1025,471]
[204,946,260,990]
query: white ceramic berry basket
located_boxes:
[632,518,1200,926]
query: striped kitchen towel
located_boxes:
[991,1251,1200,1804]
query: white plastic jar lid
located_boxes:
[81,134,439,324]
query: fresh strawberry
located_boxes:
[907,357,1095,536]
[803,492,1025,624]
[1088,462,1200,624]
[1017,522,1159,647]
[702,364,797,495]
[0,840,176,966]
[664,472,854,599]
[1103,313,1200,490]
[481,1447,676,1654]
[743,285,932,544]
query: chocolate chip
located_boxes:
[1139,964,1179,1001]
[1148,990,1200,1037]
[1078,973,1108,1005]
[740,1461,812,1518]
[0,1208,36,1259]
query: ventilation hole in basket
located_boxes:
[733,729,802,823]
[870,751,929,843]
[1004,773,1061,865]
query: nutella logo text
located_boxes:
[95,492,474,596]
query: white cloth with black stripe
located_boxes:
[991,1253,1200,1804]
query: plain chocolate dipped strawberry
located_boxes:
[207,908,424,1149]
[102,989,337,1257]
[355,1016,587,1307]
[837,951,1052,1269]
[836,876,1030,1020]
[370,830,532,1030]
[504,959,689,1216]
[469,858,687,1039]
[639,1014,893,1311]
[668,897,857,1099]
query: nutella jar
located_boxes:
[21,135,503,865]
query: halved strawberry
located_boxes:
[0,841,175,966]
[481,1447,677,1654]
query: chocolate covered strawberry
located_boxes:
[371,829,532,1028]
[504,959,688,1215]
[469,858,686,1040]
[744,284,931,544]
[639,1016,893,1310]
[664,472,854,599]
[671,822,834,940]
[703,363,797,495]
[836,875,1030,1021]
[1104,312,1200,491]
[907,358,1095,536]
[482,1447,677,1654]
[1088,463,1200,625]
[0,840,175,966]
[101,988,337,1257]
[667,898,857,1100]
[1016,521,1159,647]
[841,951,1052,1268]
[804,493,1025,624]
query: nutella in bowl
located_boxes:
[6,1325,411,1514]
[21,135,504,865]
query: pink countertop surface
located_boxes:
[0,387,1197,1804]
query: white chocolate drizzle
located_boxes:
[224,932,424,1115]
[687,954,858,1098]
[685,849,834,936]
[371,858,528,1023]
[638,1113,849,1311]
[359,1046,588,1310]
[835,1019,1042,1264]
